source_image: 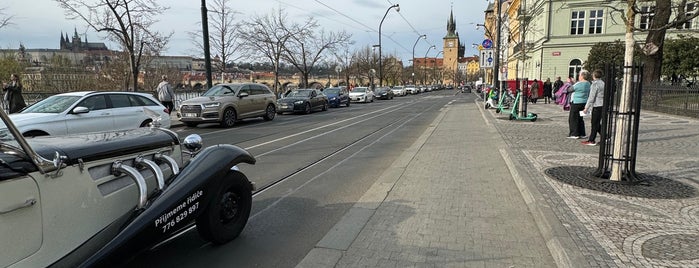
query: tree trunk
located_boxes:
[642,0,672,84]
[611,1,638,181]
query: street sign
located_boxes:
[480,49,494,68]
[477,45,484,51]
[482,39,493,49]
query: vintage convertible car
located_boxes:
[0,108,256,267]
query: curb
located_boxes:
[476,99,587,268]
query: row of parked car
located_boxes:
[4,82,455,138]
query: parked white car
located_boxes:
[9,91,171,137]
[391,86,406,96]
[405,85,419,95]
[349,87,375,103]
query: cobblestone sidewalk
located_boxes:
[485,101,699,268]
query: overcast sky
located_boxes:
[0,0,491,62]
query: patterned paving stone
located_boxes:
[487,103,699,268]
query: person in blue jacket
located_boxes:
[567,70,591,139]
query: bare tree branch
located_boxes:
[54,0,172,91]
[0,7,14,30]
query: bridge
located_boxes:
[181,72,367,94]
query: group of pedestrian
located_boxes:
[555,70,605,146]
[2,74,27,114]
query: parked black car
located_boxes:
[277,89,329,114]
[374,87,395,100]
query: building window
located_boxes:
[568,59,582,80]
[639,6,655,30]
[682,3,696,29]
[571,11,586,35]
[588,10,604,34]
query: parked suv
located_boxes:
[178,83,277,128]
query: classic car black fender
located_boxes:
[75,144,255,268]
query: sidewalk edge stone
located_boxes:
[499,144,588,268]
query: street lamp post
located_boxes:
[422,45,436,85]
[492,0,504,91]
[412,34,426,84]
[433,50,443,85]
[379,4,400,87]
[201,0,213,89]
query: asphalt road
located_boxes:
[128,89,474,267]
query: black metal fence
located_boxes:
[594,65,643,182]
[642,83,699,118]
[21,90,205,109]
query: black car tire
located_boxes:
[22,130,49,138]
[196,171,253,245]
[322,102,328,111]
[140,119,152,127]
[263,104,276,121]
[220,108,236,128]
[304,102,311,114]
[184,122,199,127]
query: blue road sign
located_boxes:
[482,39,493,49]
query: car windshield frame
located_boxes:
[202,84,241,97]
[352,88,368,93]
[22,95,82,114]
[286,90,312,98]
[324,88,341,94]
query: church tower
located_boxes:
[443,9,459,85]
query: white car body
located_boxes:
[391,86,406,96]
[349,87,374,103]
[10,91,171,137]
[405,85,418,95]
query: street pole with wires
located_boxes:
[492,0,504,92]
[379,4,400,87]
[422,45,436,85]
[412,34,426,85]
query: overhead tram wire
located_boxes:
[313,0,412,54]
[274,0,357,29]
[386,0,421,36]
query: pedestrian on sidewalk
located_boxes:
[530,79,540,103]
[552,76,563,103]
[582,70,605,146]
[156,75,175,115]
[543,78,553,104]
[2,74,27,114]
[554,77,573,111]
[567,71,591,139]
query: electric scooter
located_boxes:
[507,90,538,122]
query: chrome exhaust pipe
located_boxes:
[112,161,148,209]
[135,156,165,191]
[154,152,179,176]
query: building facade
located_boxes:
[484,0,698,86]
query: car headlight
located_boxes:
[203,102,220,108]
[294,100,304,105]
[330,97,337,101]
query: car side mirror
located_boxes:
[238,92,249,98]
[72,106,89,114]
